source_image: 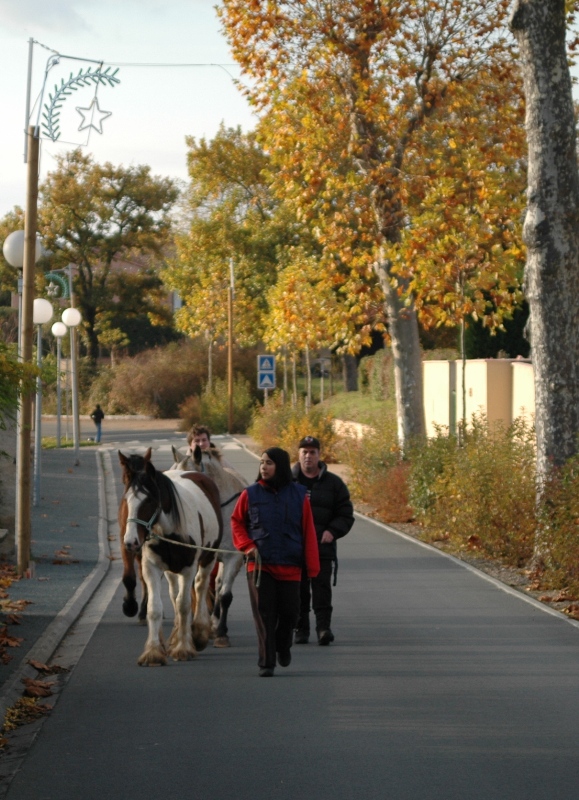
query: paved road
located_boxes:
[4,430,579,799]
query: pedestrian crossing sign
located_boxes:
[258,355,275,371]
[257,354,276,390]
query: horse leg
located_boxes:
[192,553,215,652]
[213,553,243,648]
[166,568,196,662]
[137,552,148,624]
[119,499,140,618]
[138,557,167,667]
[165,572,180,651]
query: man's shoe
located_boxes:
[317,629,334,646]
[294,630,309,644]
[259,667,274,677]
[277,650,291,667]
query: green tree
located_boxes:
[164,125,283,351]
[38,150,178,362]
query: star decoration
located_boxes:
[76,98,112,134]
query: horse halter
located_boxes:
[126,496,162,543]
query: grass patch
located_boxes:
[320,390,394,427]
[41,438,96,450]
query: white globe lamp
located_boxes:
[62,307,82,327]
[3,230,43,268]
[33,297,54,325]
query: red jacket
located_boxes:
[231,481,320,581]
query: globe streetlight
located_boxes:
[32,298,53,506]
[51,321,67,448]
[62,306,82,465]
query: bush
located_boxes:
[78,339,260,418]
[179,376,254,434]
[359,350,394,401]
[248,393,338,462]
[414,415,537,566]
[538,456,579,594]
[340,411,412,522]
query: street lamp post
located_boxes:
[51,321,67,448]
[32,298,53,506]
[62,306,82,465]
[2,216,43,576]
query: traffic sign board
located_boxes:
[258,355,275,371]
[258,372,276,390]
[257,354,276,391]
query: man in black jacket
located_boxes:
[292,435,354,645]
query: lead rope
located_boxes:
[145,530,262,588]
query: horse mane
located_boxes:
[130,463,183,532]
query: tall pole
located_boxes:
[17,126,40,577]
[227,259,234,434]
[33,323,42,506]
[56,335,62,448]
[68,263,81,465]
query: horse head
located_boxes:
[121,449,181,552]
[119,447,152,488]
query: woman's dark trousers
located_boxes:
[247,571,300,669]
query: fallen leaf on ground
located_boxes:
[0,627,23,648]
[22,678,54,698]
[3,698,52,731]
[28,659,69,674]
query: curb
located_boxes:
[0,451,114,725]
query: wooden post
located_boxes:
[17,125,39,577]
[227,284,233,433]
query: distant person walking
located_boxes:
[292,435,354,646]
[231,447,320,677]
[90,404,105,444]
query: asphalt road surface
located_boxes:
[5,429,579,799]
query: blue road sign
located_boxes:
[258,355,275,371]
[258,372,276,390]
[257,354,276,390]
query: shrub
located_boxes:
[179,376,254,434]
[415,415,537,566]
[538,455,579,594]
[339,411,413,522]
[248,393,338,462]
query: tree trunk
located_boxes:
[207,339,213,392]
[304,346,311,412]
[374,250,425,446]
[291,351,297,408]
[341,354,358,392]
[511,0,579,481]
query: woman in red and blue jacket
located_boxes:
[231,447,320,677]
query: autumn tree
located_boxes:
[509,0,579,480]
[38,150,178,362]
[163,126,283,365]
[219,0,521,447]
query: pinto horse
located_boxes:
[120,449,223,666]
[170,444,247,647]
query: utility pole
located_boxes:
[227,259,234,433]
[17,125,40,577]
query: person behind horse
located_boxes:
[292,435,355,646]
[187,423,235,470]
[90,404,105,444]
[231,447,319,677]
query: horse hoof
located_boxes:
[123,598,138,617]
[169,647,197,662]
[213,637,231,648]
[138,651,167,667]
[193,637,209,652]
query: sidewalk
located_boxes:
[0,446,112,723]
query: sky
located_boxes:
[0,0,257,218]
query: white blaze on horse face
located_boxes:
[124,487,145,551]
